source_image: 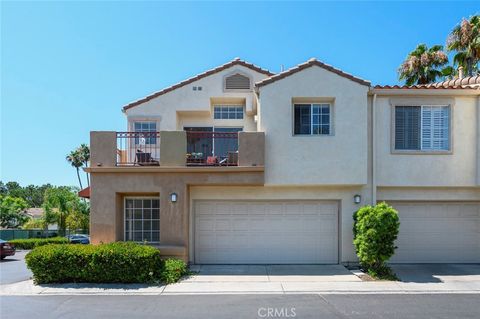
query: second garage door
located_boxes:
[390,202,480,263]
[194,200,338,264]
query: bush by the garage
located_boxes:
[9,237,69,250]
[25,242,187,284]
[161,258,188,284]
[353,202,400,279]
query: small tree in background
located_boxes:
[353,202,400,279]
[66,200,89,231]
[0,195,29,228]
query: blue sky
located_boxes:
[1,1,477,187]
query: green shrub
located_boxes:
[353,202,400,276]
[25,242,187,285]
[9,237,69,250]
[161,258,188,284]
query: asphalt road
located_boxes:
[0,251,32,285]
[1,294,479,319]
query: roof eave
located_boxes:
[370,87,480,96]
[255,59,371,89]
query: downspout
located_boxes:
[372,93,377,205]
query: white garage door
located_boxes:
[390,202,480,263]
[194,200,338,264]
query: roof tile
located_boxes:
[255,58,371,88]
[374,75,480,90]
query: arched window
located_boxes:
[224,73,251,90]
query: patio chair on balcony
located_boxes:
[135,150,159,166]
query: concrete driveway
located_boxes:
[391,264,480,283]
[186,264,361,282]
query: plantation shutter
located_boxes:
[422,106,449,151]
[395,106,421,150]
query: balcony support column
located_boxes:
[160,131,187,166]
[238,132,265,167]
[90,131,117,167]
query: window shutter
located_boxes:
[395,106,420,150]
[422,106,449,151]
[421,106,433,150]
[225,73,250,90]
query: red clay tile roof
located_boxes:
[374,75,480,90]
[122,58,274,111]
[78,186,90,199]
[255,58,371,88]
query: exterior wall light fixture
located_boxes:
[353,194,361,204]
[170,193,178,203]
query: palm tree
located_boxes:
[66,150,84,189]
[398,44,449,86]
[446,15,480,76]
[77,144,90,187]
[43,187,78,235]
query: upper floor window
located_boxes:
[224,73,251,90]
[134,121,157,144]
[294,103,331,135]
[213,105,244,119]
[395,105,450,151]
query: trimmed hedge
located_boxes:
[9,237,69,250]
[25,242,187,284]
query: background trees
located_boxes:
[398,44,448,86]
[0,181,52,208]
[0,181,89,231]
[398,14,479,85]
[447,15,480,76]
[43,186,89,233]
[0,195,29,228]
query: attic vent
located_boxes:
[225,73,251,90]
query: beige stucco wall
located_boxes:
[125,65,268,131]
[257,65,369,185]
[89,169,265,260]
[377,186,480,202]
[189,185,368,263]
[375,95,478,187]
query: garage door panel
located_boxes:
[390,202,480,263]
[194,200,338,264]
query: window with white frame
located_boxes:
[394,105,450,151]
[294,103,331,135]
[213,105,244,119]
[134,122,157,144]
[125,198,160,243]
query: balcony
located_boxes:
[116,131,160,166]
[89,130,264,169]
[186,131,239,166]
